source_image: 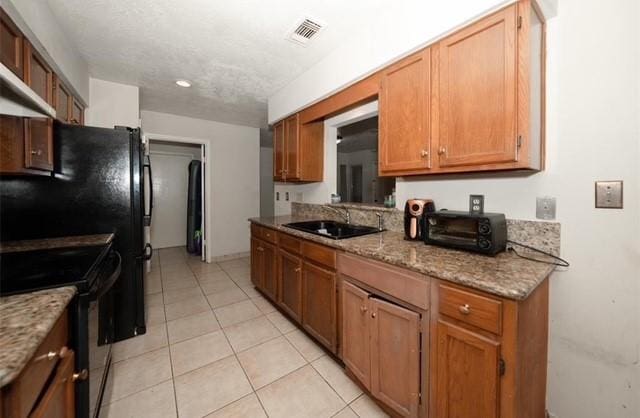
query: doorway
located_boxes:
[143,134,210,264]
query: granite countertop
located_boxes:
[0,287,76,387]
[250,216,556,301]
[0,233,114,254]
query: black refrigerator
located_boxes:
[0,121,151,341]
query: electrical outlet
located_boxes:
[469,195,484,214]
[595,180,623,208]
[276,192,280,201]
[285,192,290,201]
[536,196,556,220]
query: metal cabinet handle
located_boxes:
[360,305,368,313]
[459,304,471,315]
[438,147,447,155]
[371,312,376,318]
[36,346,69,362]
[420,149,429,157]
[257,247,264,252]
[72,369,88,382]
[31,149,42,156]
[294,267,301,272]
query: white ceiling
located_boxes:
[46,0,388,128]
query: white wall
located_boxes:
[141,110,260,258]
[4,0,89,103]
[85,78,140,129]
[268,1,640,416]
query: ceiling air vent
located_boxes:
[287,17,325,46]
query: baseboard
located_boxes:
[210,251,250,263]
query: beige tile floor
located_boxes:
[99,247,389,418]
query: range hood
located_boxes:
[0,63,56,118]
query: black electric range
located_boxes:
[0,243,121,418]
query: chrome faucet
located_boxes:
[375,212,384,232]
[324,205,350,224]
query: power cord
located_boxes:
[506,240,570,267]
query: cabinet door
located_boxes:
[54,75,72,123]
[262,241,278,301]
[436,6,518,168]
[278,250,303,322]
[273,121,285,180]
[370,298,421,417]
[284,114,300,180]
[250,238,264,289]
[302,261,336,352]
[29,350,76,418]
[24,41,54,105]
[436,320,500,418]
[71,99,84,125]
[1,9,24,78]
[24,118,53,171]
[341,281,371,389]
[379,49,431,174]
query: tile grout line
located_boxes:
[159,251,182,418]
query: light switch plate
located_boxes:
[595,181,623,208]
[276,192,280,201]
[536,196,556,220]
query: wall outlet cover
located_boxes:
[536,196,556,220]
[469,194,484,214]
[276,192,280,201]
[595,180,623,208]
[285,192,290,201]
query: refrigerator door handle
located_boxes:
[143,243,153,260]
[143,155,153,226]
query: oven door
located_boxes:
[88,250,121,418]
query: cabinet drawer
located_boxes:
[338,253,429,310]
[7,310,69,418]
[438,284,502,335]
[278,233,301,254]
[302,241,336,270]
[251,224,278,244]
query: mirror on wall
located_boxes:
[336,116,394,204]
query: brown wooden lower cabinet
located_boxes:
[342,280,422,417]
[1,308,76,418]
[29,350,76,418]
[261,241,278,301]
[277,249,303,322]
[249,225,549,418]
[435,320,500,418]
[302,261,337,352]
[250,237,277,300]
[250,237,263,289]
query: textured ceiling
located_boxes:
[46,0,388,128]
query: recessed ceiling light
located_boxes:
[175,80,191,87]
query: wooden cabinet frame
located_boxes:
[274,0,545,178]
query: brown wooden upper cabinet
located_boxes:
[379,48,431,174]
[273,113,323,182]
[1,9,24,78]
[24,40,54,106]
[53,74,85,125]
[53,74,72,123]
[377,1,544,176]
[0,115,53,175]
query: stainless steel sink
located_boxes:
[283,220,381,240]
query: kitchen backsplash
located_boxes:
[291,202,561,256]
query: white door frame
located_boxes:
[143,132,212,263]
